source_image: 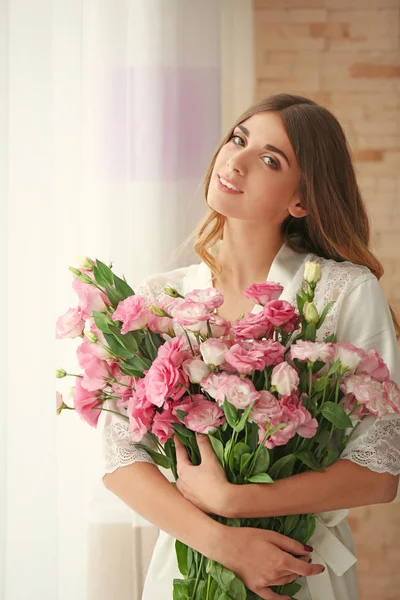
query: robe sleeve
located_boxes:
[335,274,400,475]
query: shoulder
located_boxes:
[309,253,375,304]
[134,263,200,302]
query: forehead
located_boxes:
[237,111,296,164]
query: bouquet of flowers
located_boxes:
[56,257,400,600]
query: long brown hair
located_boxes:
[193,93,400,337]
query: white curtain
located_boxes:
[0,1,253,599]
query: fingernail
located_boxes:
[304,544,313,552]
[321,567,326,573]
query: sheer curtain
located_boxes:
[1,1,253,599]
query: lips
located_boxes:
[217,174,243,194]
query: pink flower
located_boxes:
[171,395,194,418]
[148,297,177,335]
[200,338,230,366]
[219,375,260,409]
[290,340,336,364]
[157,337,191,367]
[184,395,225,434]
[128,391,156,442]
[72,277,109,319]
[152,404,179,444]
[356,349,390,382]
[243,281,283,306]
[263,300,297,328]
[173,301,211,332]
[280,313,299,334]
[224,342,266,375]
[185,287,224,311]
[199,314,231,338]
[56,307,85,339]
[249,391,281,426]
[182,357,211,384]
[200,371,233,404]
[232,312,274,340]
[340,374,389,418]
[110,363,136,406]
[249,339,286,367]
[261,412,298,449]
[334,343,366,372]
[112,295,149,334]
[72,376,103,427]
[81,356,111,391]
[383,380,400,413]
[271,363,300,396]
[340,393,369,421]
[144,358,187,408]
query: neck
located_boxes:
[214,220,284,291]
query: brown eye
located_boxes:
[262,155,280,170]
[229,134,245,146]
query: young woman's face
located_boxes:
[207,111,304,224]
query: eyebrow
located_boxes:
[237,124,291,167]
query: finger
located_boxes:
[195,433,215,461]
[267,531,313,556]
[258,588,290,600]
[174,436,191,469]
[284,554,325,577]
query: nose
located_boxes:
[227,154,246,176]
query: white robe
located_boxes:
[102,242,400,600]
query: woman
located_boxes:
[102,94,400,600]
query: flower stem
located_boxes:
[192,554,205,598]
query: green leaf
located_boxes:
[248,473,274,484]
[176,410,188,423]
[233,442,251,469]
[321,402,353,429]
[218,593,233,600]
[317,301,335,330]
[225,518,241,528]
[223,398,239,428]
[108,325,139,353]
[239,452,253,477]
[251,446,270,476]
[114,273,135,299]
[283,514,300,535]
[126,354,152,371]
[296,293,306,315]
[306,515,317,540]
[175,540,189,577]
[228,576,246,600]
[92,310,112,334]
[172,422,193,438]
[194,580,205,600]
[246,422,259,452]
[295,450,325,472]
[324,332,336,343]
[135,444,172,469]
[269,454,296,480]
[95,259,115,286]
[280,582,302,595]
[92,264,109,288]
[172,578,191,600]
[327,359,342,376]
[235,401,255,433]
[209,435,225,468]
[290,517,309,545]
[313,374,329,393]
[323,448,338,467]
[206,562,235,591]
[118,363,143,377]
[105,285,125,307]
[103,333,135,359]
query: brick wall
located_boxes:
[254,1,399,599]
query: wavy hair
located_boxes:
[192,93,399,337]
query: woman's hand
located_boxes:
[216,526,325,600]
[175,433,232,515]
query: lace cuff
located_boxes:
[102,412,156,475]
[340,414,400,475]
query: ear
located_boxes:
[288,192,308,219]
